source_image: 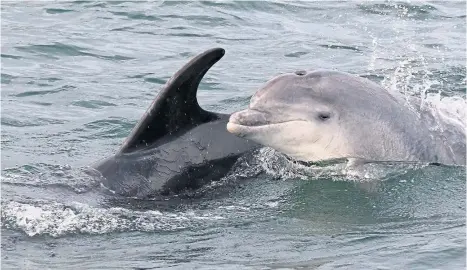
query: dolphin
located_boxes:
[91,48,259,198]
[227,69,466,166]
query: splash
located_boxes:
[0,200,227,237]
[380,50,466,162]
[0,195,285,238]
[366,28,466,164]
[250,147,438,183]
[252,147,345,180]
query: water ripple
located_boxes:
[318,44,364,52]
[15,42,134,61]
[1,116,66,127]
[77,117,134,139]
[109,11,162,21]
[14,85,76,97]
[1,54,23,60]
[358,3,438,20]
[44,8,74,14]
[1,73,17,84]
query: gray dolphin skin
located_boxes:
[227,69,466,166]
[91,48,259,198]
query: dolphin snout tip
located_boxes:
[228,109,248,125]
[227,110,256,137]
[226,122,247,138]
[226,121,237,133]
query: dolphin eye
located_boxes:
[318,112,331,121]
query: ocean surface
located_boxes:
[1,1,466,269]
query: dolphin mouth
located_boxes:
[227,109,270,137]
[227,109,306,137]
[228,109,271,127]
[228,108,306,127]
[226,120,307,138]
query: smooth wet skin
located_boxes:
[228,69,466,166]
[95,117,258,197]
[92,48,259,198]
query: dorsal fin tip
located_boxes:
[118,47,226,153]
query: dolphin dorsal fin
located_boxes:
[118,48,225,153]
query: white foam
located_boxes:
[374,45,465,131]
[0,200,227,237]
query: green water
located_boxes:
[1,1,466,269]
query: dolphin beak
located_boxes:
[227,109,270,137]
[228,109,269,127]
[226,121,243,136]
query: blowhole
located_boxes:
[318,112,331,121]
[294,70,306,76]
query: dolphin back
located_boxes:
[91,48,259,198]
[119,48,225,153]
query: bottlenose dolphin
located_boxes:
[227,69,466,166]
[92,48,259,198]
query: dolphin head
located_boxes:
[227,69,403,162]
